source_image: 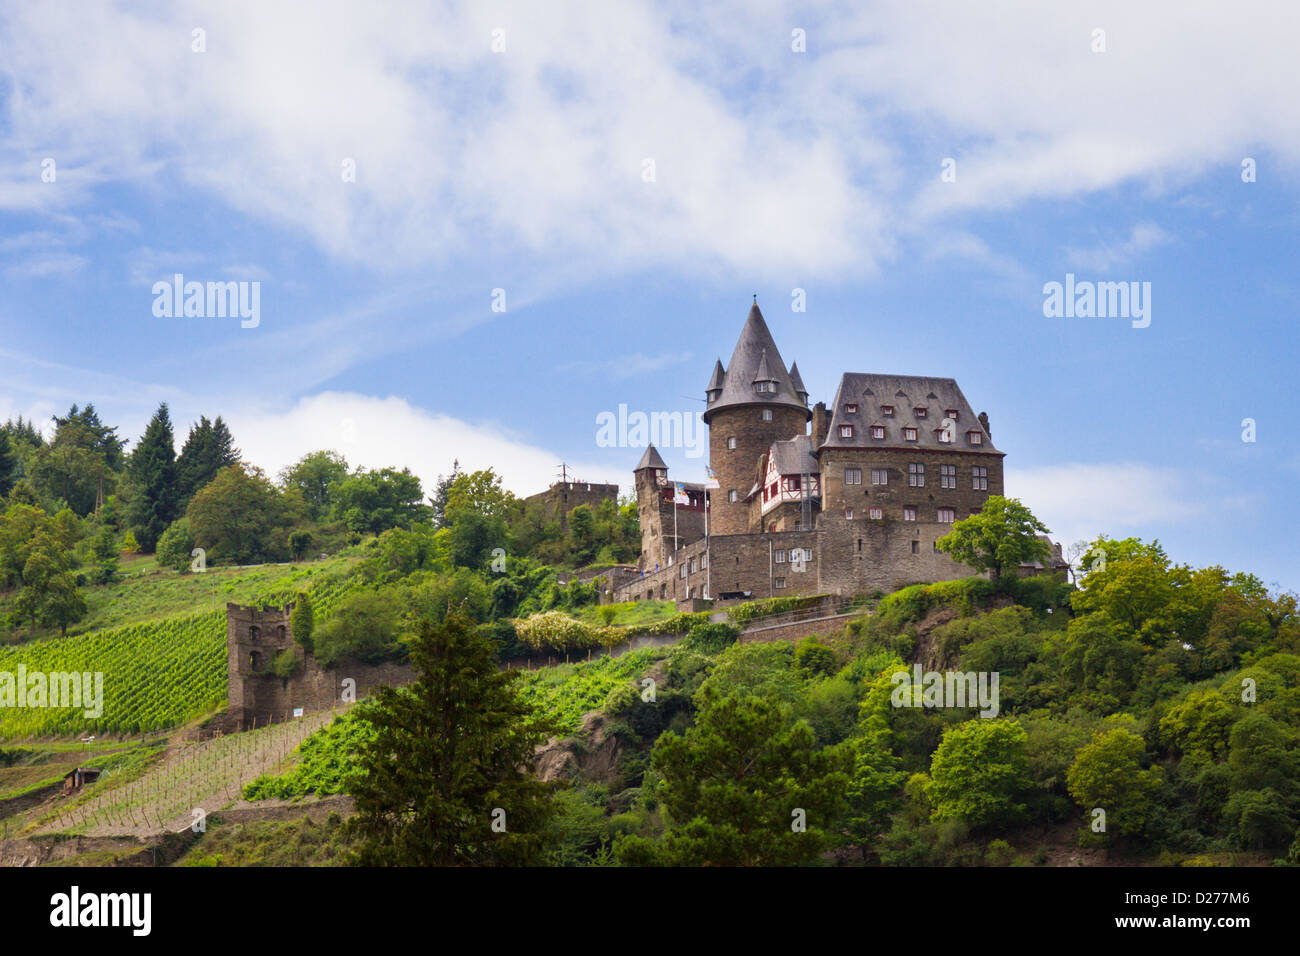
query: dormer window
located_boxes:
[913,407,927,418]
[871,425,885,440]
[839,424,854,439]
[937,429,952,444]
[968,431,983,446]
[903,427,918,441]
[754,381,775,394]
[946,409,958,420]
[881,405,894,416]
[844,403,857,414]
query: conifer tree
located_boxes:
[348,612,554,865]
[124,403,180,552]
[0,431,16,497]
[176,415,241,503]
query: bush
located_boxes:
[795,636,837,677]
[683,621,739,653]
[155,518,195,571]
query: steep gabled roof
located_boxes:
[703,302,811,424]
[820,373,1001,454]
[788,361,808,399]
[769,434,819,475]
[634,444,668,471]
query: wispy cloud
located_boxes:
[558,351,693,379]
[1065,221,1172,272]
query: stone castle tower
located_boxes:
[633,444,706,572]
[226,602,300,729]
[703,301,812,535]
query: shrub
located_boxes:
[795,636,837,678]
[684,621,739,653]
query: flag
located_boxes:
[704,465,720,489]
[673,481,689,504]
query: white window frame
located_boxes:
[844,467,862,485]
[940,464,956,489]
[908,463,924,488]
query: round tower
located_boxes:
[703,302,812,535]
[633,444,669,570]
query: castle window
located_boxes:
[858,538,863,552]
[775,577,787,589]
[908,463,924,487]
[249,651,261,670]
[845,507,854,519]
[775,549,786,563]
[869,507,883,520]
[844,403,858,414]
[754,381,775,393]
[688,558,696,573]
[938,507,956,523]
[972,466,988,491]
[881,405,894,416]
[783,476,800,492]
[903,427,918,442]
[728,490,738,503]
[934,541,940,551]
[968,431,983,445]
[249,626,261,642]
[844,467,862,485]
[946,409,959,420]
[937,428,953,443]
[940,464,956,489]
[913,407,927,418]
[871,426,885,440]
[911,540,919,554]
[727,437,737,449]
[277,625,287,641]
[761,409,773,421]
[904,507,917,521]
[871,468,887,485]
[769,482,778,499]
[839,425,854,439]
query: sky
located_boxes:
[1,1,1298,589]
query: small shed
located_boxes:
[62,767,101,794]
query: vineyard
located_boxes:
[19,710,337,837]
[0,572,360,740]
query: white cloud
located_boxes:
[558,352,693,379]
[224,391,619,499]
[1064,221,1172,273]
[1005,462,1208,546]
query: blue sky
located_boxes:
[1,1,1298,589]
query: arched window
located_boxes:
[277,625,287,642]
[249,651,261,671]
[248,625,261,642]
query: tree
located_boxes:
[617,693,852,866]
[279,450,348,521]
[928,719,1031,828]
[347,612,554,865]
[175,415,240,504]
[186,464,296,564]
[332,467,428,533]
[1066,727,1163,838]
[936,495,1050,580]
[0,431,17,497]
[155,517,196,572]
[11,531,86,636]
[290,592,314,653]
[429,459,461,529]
[123,403,180,551]
[312,589,403,666]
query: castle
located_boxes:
[610,300,1056,607]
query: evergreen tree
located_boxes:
[51,403,125,470]
[348,612,553,865]
[0,431,16,497]
[176,415,240,502]
[290,591,314,653]
[124,403,180,552]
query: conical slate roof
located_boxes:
[703,302,811,424]
[706,359,725,393]
[788,361,807,398]
[634,444,667,471]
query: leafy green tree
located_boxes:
[1157,689,1237,768]
[928,719,1031,828]
[618,693,852,866]
[347,613,554,865]
[279,450,348,521]
[1066,727,1163,838]
[312,589,404,666]
[175,415,240,504]
[290,592,314,653]
[332,467,427,533]
[123,403,180,551]
[155,517,196,571]
[186,464,297,564]
[11,531,86,636]
[936,496,1050,580]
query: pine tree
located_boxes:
[124,403,180,552]
[347,612,554,865]
[176,415,240,503]
[290,592,314,652]
[0,431,16,497]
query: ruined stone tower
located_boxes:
[702,301,811,535]
[226,602,299,729]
